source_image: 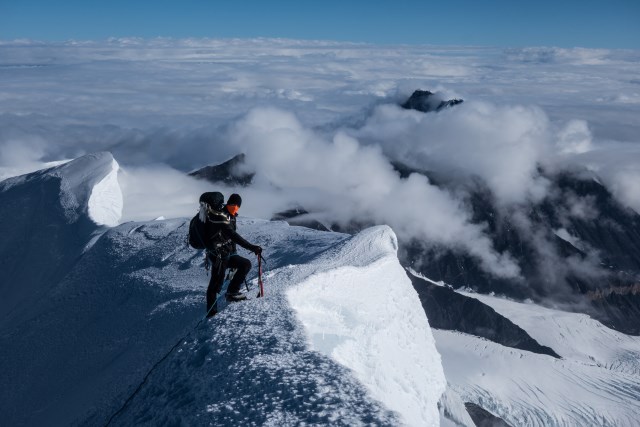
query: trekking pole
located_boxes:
[257,254,265,298]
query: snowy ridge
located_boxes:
[288,226,446,427]
[109,225,445,426]
[0,153,446,426]
[0,152,120,325]
[49,151,120,224]
[0,151,117,222]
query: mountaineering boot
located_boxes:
[225,292,247,302]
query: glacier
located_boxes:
[0,152,446,426]
[432,290,640,426]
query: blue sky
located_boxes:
[1,0,639,48]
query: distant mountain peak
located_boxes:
[189,153,254,186]
[401,90,464,113]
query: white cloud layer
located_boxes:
[229,107,521,278]
[351,101,554,205]
[1,38,639,279]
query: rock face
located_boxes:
[189,153,254,186]
[271,208,330,232]
[395,90,640,335]
[404,168,640,335]
[591,290,640,336]
[409,273,560,358]
[401,90,463,113]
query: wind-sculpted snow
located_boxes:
[0,154,446,426]
[87,158,123,226]
[434,291,640,426]
[288,227,446,427]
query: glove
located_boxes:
[252,245,263,255]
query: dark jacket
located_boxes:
[204,206,255,256]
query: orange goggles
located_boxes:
[227,204,239,216]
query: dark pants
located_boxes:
[206,254,252,310]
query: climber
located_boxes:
[194,192,262,317]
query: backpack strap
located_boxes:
[207,210,231,225]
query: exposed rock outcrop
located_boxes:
[401,90,463,113]
[189,153,254,186]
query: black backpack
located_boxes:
[188,192,224,250]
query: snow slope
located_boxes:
[434,291,640,426]
[0,153,445,426]
[462,292,640,376]
[0,152,121,325]
[108,225,445,427]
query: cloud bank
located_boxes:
[1,38,639,281]
[229,107,521,278]
[351,101,554,205]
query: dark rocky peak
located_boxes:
[271,207,374,235]
[189,153,254,186]
[539,170,640,274]
[401,90,464,113]
[271,208,330,232]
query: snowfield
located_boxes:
[0,153,445,426]
[432,290,640,427]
